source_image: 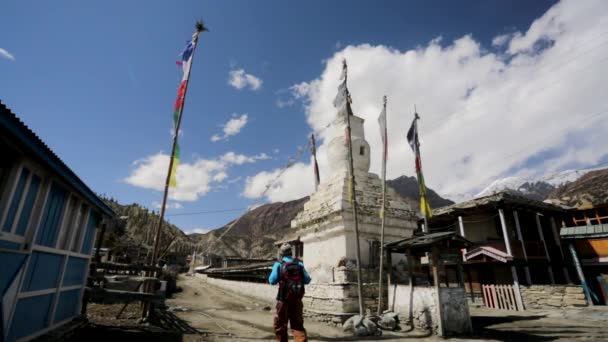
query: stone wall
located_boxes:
[197,274,276,304]
[440,287,472,335]
[197,273,384,325]
[519,285,588,308]
[388,284,471,336]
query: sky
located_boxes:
[2,0,607,234]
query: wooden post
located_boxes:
[535,213,555,284]
[550,217,571,283]
[512,210,532,284]
[431,246,444,337]
[568,243,594,306]
[458,215,467,261]
[342,60,365,317]
[94,222,107,264]
[377,97,388,316]
[499,208,524,310]
[498,209,513,256]
[406,250,415,328]
[387,250,394,312]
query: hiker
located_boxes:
[268,243,311,342]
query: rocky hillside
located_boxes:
[190,197,309,258]
[191,176,455,258]
[387,175,454,208]
[102,198,193,262]
[546,169,608,207]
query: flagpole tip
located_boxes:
[196,19,209,33]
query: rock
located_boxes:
[382,311,399,320]
[566,286,584,294]
[354,325,369,336]
[194,292,199,296]
[331,316,343,323]
[169,306,187,312]
[343,315,361,331]
[361,317,377,334]
[378,315,397,330]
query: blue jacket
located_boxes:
[268,256,311,285]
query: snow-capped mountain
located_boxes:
[473,166,608,201]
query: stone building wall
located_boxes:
[519,285,588,308]
[388,284,472,335]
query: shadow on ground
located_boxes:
[456,314,559,342]
[67,309,210,342]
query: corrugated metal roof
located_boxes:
[385,231,472,252]
[433,191,565,217]
[560,224,608,239]
[0,101,115,217]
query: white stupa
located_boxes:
[290,75,418,320]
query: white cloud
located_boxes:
[243,162,316,202]
[0,48,15,61]
[211,114,249,142]
[153,201,183,210]
[189,227,212,234]
[125,151,269,201]
[492,33,514,47]
[244,0,608,202]
[228,68,263,90]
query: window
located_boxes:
[2,166,43,237]
[58,195,80,250]
[359,146,365,156]
[81,210,101,254]
[0,139,18,199]
[36,182,68,247]
[70,204,89,252]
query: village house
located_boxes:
[560,203,608,305]
[427,192,590,310]
[0,102,116,341]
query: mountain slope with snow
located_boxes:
[472,166,608,201]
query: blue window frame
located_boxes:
[36,182,67,247]
[2,167,30,232]
[81,211,100,254]
[15,174,41,236]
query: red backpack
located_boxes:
[278,258,305,301]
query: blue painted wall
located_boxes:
[7,294,54,341]
[21,252,64,292]
[62,257,87,287]
[53,289,81,324]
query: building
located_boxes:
[428,192,590,310]
[560,203,608,305]
[0,102,115,341]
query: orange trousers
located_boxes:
[273,299,307,342]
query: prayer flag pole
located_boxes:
[407,106,432,233]
[311,133,320,191]
[151,21,208,267]
[377,95,388,315]
[338,60,365,317]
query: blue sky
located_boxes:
[4,0,607,233]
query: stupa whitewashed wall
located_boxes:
[291,105,418,321]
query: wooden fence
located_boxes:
[482,284,522,311]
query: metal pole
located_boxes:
[568,243,594,306]
[151,24,204,267]
[377,96,387,316]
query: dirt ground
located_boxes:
[72,275,608,341]
[168,275,431,342]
